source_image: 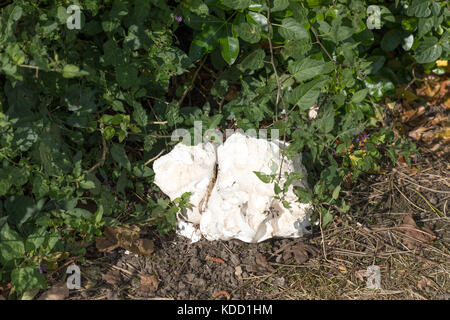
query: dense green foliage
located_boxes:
[0,0,448,296]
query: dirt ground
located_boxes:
[39,155,447,301]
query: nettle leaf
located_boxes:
[414,37,442,63]
[115,64,139,89]
[351,89,369,103]
[279,18,309,40]
[222,0,251,10]
[287,76,330,110]
[133,103,148,127]
[0,223,25,264]
[11,267,47,294]
[219,36,239,65]
[288,58,334,82]
[317,104,334,134]
[110,144,131,171]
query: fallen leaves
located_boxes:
[398,214,435,250]
[102,269,122,287]
[393,73,449,157]
[282,242,319,264]
[96,226,154,256]
[135,274,159,297]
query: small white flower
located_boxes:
[308,104,319,120]
[124,250,130,255]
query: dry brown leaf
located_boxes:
[255,253,274,271]
[102,269,122,287]
[38,282,69,300]
[398,214,436,249]
[290,244,309,264]
[96,226,154,256]
[136,274,159,297]
[338,265,348,274]
[95,237,119,252]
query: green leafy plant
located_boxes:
[0,0,446,297]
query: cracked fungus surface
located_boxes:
[153,132,313,243]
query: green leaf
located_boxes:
[238,49,265,70]
[294,187,312,203]
[222,0,251,10]
[110,144,131,171]
[189,23,225,61]
[238,22,261,43]
[11,267,47,294]
[80,180,95,190]
[287,76,329,110]
[351,89,369,103]
[219,36,239,65]
[380,29,403,52]
[10,6,23,22]
[104,126,115,140]
[0,223,25,264]
[318,105,334,133]
[418,17,434,38]
[253,171,272,184]
[414,37,442,63]
[94,205,104,224]
[321,210,333,228]
[115,64,139,89]
[62,65,89,78]
[274,183,282,195]
[332,185,341,200]
[406,0,431,18]
[0,179,11,196]
[5,196,43,227]
[272,0,290,12]
[279,18,309,40]
[133,103,148,127]
[288,58,334,82]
